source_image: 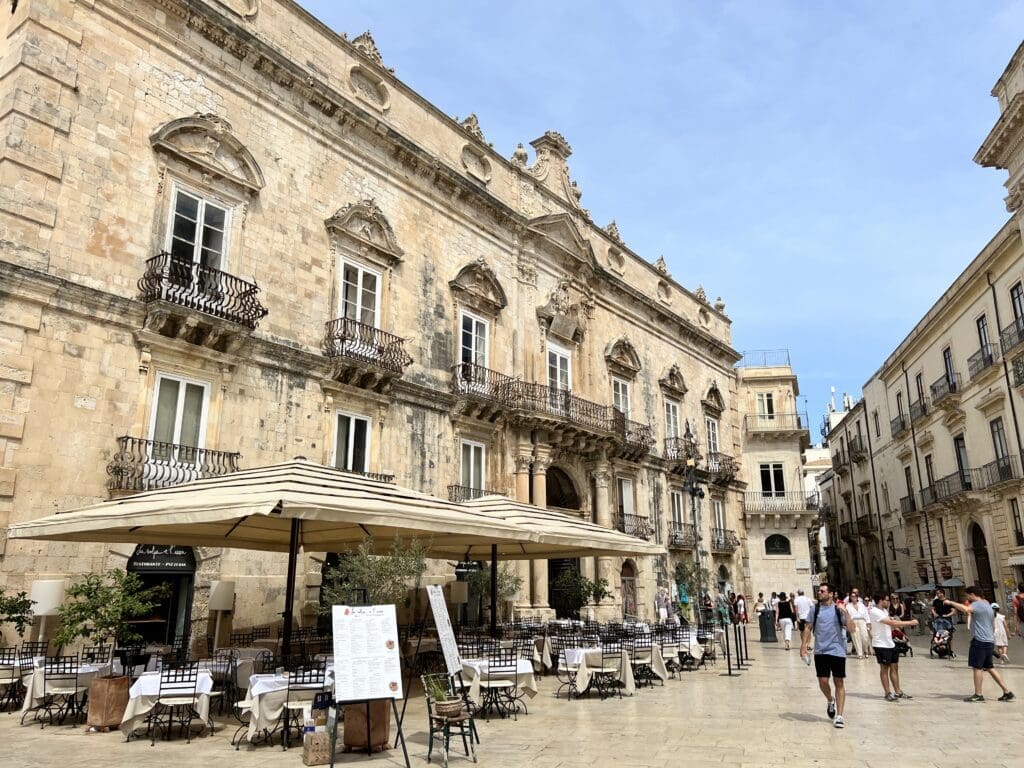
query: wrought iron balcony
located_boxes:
[664,435,701,464]
[890,414,909,439]
[931,470,972,502]
[667,522,697,549]
[839,521,856,542]
[848,435,868,463]
[909,398,928,424]
[856,515,877,537]
[831,449,849,474]
[968,343,1000,380]
[920,484,938,508]
[705,452,738,485]
[450,363,517,420]
[899,494,917,518]
[971,455,1021,489]
[323,316,413,376]
[742,412,808,433]
[613,412,656,459]
[999,317,1024,356]
[929,373,961,407]
[339,468,395,483]
[107,435,239,492]
[512,382,613,432]
[1013,356,1024,388]
[709,527,739,553]
[138,252,269,330]
[742,491,818,513]
[448,484,504,503]
[614,512,653,540]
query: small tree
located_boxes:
[320,536,427,608]
[466,563,524,618]
[551,568,611,619]
[53,570,170,650]
[673,559,710,618]
[0,591,35,638]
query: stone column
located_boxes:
[530,452,552,609]
[592,466,614,594]
[513,453,533,613]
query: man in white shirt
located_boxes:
[869,592,918,700]
[795,588,814,633]
[846,590,871,659]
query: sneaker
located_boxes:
[826,699,836,718]
[884,692,899,702]
[833,715,845,728]
[998,691,1015,702]
[897,692,913,699]
[963,694,985,702]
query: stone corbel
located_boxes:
[138,345,152,375]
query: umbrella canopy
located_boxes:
[939,577,965,589]
[893,585,919,594]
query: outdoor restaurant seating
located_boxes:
[626,634,658,688]
[280,657,328,750]
[20,640,48,658]
[0,647,20,711]
[33,655,84,727]
[477,647,519,720]
[146,660,203,744]
[593,642,624,700]
[550,636,581,700]
[422,673,476,768]
[81,643,111,665]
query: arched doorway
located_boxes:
[970,523,996,600]
[716,564,731,595]
[548,558,580,618]
[546,466,580,510]
[620,560,638,618]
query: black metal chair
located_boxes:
[23,655,83,727]
[478,648,518,721]
[0,648,20,711]
[115,646,152,680]
[19,640,48,658]
[207,648,239,716]
[81,643,111,665]
[422,673,476,767]
[280,657,327,750]
[550,636,581,700]
[593,642,623,700]
[627,634,659,688]
[148,660,202,744]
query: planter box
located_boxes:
[86,675,130,728]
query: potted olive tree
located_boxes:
[0,590,34,644]
[53,570,170,729]
[466,564,523,623]
[550,568,612,620]
[320,536,426,753]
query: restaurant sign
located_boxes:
[127,544,196,573]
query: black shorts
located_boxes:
[874,647,899,665]
[967,639,995,670]
[798,619,808,632]
[814,654,846,679]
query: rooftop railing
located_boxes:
[736,349,790,368]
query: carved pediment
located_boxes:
[526,213,595,269]
[702,381,725,417]
[325,199,403,267]
[450,259,507,316]
[659,364,688,399]
[150,113,264,193]
[605,338,642,380]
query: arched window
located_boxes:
[765,534,791,556]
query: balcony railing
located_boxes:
[615,513,653,540]
[831,449,848,473]
[339,468,395,483]
[967,343,1000,380]
[839,521,856,541]
[448,484,503,503]
[664,435,700,463]
[709,527,739,552]
[909,398,928,424]
[450,363,517,404]
[1016,529,1024,547]
[138,252,269,329]
[929,373,961,405]
[736,349,790,367]
[819,503,835,521]
[706,452,738,484]
[999,317,1024,356]
[899,494,917,517]
[920,484,938,508]
[848,435,868,462]
[931,470,972,502]
[106,435,240,492]
[513,382,614,431]
[890,414,909,438]
[323,317,413,374]
[1013,355,1024,388]
[971,455,1021,489]
[856,515,876,536]
[667,522,697,549]
[742,491,817,513]
[615,413,656,453]
[742,412,808,432]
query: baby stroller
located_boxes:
[892,627,913,657]
[929,617,955,658]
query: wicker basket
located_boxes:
[433,698,464,718]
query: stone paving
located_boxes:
[2,628,1019,768]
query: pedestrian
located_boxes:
[776,589,796,650]
[943,585,1014,702]
[736,593,748,623]
[770,591,780,613]
[794,588,814,650]
[993,603,1009,664]
[847,590,871,659]
[868,592,918,701]
[753,592,767,615]
[1013,583,1024,639]
[799,583,856,728]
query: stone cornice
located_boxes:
[0,261,141,329]
[975,91,1024,169]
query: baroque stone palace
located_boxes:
[0,0,809,642]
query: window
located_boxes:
[341,261,379,327]
[460,440,486,491]
[712,499,725,530]
[1011,499,1024,546]
[914,373,925,404]
[333,412,370,473]
[872,410,880,438]
[764,534,791,556]
[167,186,229,271]
[669,489,684,526]
[924,454,935,487]
[706,417,719,454]
[991,417,1009,461]
[939,519,948,556]
[756,392,775,421]
[904,465,914,496]
[942,346,955,385]
[150,373,209,463]
[612,377,631,421]
[664,398,680,440]
[759,462,785,498]
[918,523,925,558]
[460,311,488,368]
[953,435,970,487]
[896,391,904,416]
[1012,281,1024,324]
[616,477,634,516]
[977,315,992,359]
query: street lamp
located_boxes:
[886,530,910,559]
[681,422,706,622]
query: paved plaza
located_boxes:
[3,629,1019,768]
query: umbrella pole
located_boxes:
[490,545,498,638]
[282,517,300,658]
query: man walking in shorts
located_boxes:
[944,585,1014,703]
[868,593,917,700]
[800,583,856,728]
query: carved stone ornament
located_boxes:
[351,31,392,72]
[525,213,595,268]
[349,65,390,111]
[449,258,508,317]
[458,113,487,144]
[659,364,688,400]
[511,143,529,168]
[604,337,642,380]
[537,279,587,344]
[149,113,265,194]
[657,280,672,304]
[514,454,534,473]
[654,255,668,274]
[702,381,725,417]
[528,131,582,208]
[714,296,726,313]
[604,220,623,244]
[324,199,403,266]
[460,144,492,184]
[212,0,259,17]
[695,285,708,303]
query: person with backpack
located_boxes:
[799,583,856,728]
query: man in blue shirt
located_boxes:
[944,585,1014,703]
[799,583,856,728]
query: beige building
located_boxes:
[0,0,801,645]
[822,41,1024,601]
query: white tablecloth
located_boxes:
[567,648,636,696]
[120,670,214,737]
[460,658,537,703]
[242,668,334,743]
[20,662,110,716]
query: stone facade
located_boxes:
[0,0,793,643]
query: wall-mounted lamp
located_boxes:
[886,530,910,559]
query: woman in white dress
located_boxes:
[993,603,1010,664]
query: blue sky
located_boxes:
[300,1,1023,434]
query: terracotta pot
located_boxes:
[342,700,390,752]
[86,675,130,728]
